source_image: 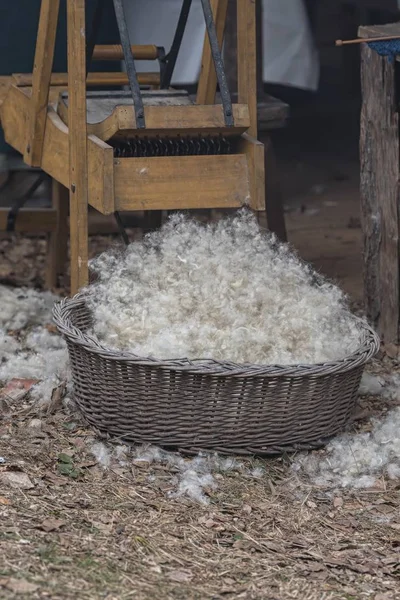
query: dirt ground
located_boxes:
[1,117,399,600]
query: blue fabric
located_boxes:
[367,40,400,63]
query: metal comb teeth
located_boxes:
[112,135,232,158]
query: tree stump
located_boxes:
[359,24,400,344]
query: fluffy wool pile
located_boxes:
[293,373,400,489]
[0,285,69,405]
[86,210,363,365]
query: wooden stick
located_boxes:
[24,0,60,167]
[46,180,69,290]
[336,35,400,46]
[93,44,158,61]
[237,0,257,138]
[197,0,228,105]
[13,71,160,87]
[67,0,89,294]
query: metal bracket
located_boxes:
[200,0,234,127]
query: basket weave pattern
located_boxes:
[53,295,380,455]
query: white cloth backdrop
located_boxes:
[123,0,319,91]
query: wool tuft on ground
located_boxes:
[86,209,364,365]
[0,285,69,406]
[293,374,400,489]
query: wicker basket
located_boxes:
[53,294,380,455]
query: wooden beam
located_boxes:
[57,101,250,140]
[0,87,115,215]
[262,136,286,241]
[237,133,265,211]
[67,0,89,294]
[114,154,249,211]
[93,44,159,61]
[197,0,228,105]
[0,208,58,232]
[13,72,160,88]
[237,0,257,137]
[360,42,399,343]
[46,181,69,289]
[24,0,60,167]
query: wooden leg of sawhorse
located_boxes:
[45,180,69,289]
[67,0,89,295]
[259,136,287,243]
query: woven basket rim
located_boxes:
[53,293,380,378]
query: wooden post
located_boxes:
[24,0,60,167]
[67,0,89,294]
[46,180,69,289]
[237,0,257,137]
[197,0,229,105]
[360,40,400,344]
[224,0,237,96]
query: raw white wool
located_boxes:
[86,210,364,365]
[293,406,400,489]
[384,373,400,401]
[170,469,217,504]
[90,441,112,468]
[250,467,265,479]
[0,285,69,406]
[133,445,245,504]
[0,285,58,331]
[358,372,384,396]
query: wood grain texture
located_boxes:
[360,42,399,343]
[359,23,400,47]
[114,154,249,211]
[57,100,250,140]
[197,0,228,105]
[237,0,257,137]
[0,76,11,107]
[24,0,60,167]
[1,86,115,215]
[0,208,57,231]
[13,72,160,88]
[67,0,89,294]
[93,44,159,61]
[46,180,69,289]
[262,136,286,241]
[238,133,265,210]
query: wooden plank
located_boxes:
[360,42,399,343]
[24,0,60,167]
[87,134,114,215]
[197,0,228,105]
[13,72,160,87]
[114,154,249,211]
[0,76,11,107]
[67,0,89,294]
[57,100,250,140]
[237,133,265,210]
[359,23,400,44]
[0,208,57,232]
[258,97,289,131]
[93,44,159,61]
[262,136,286,241]
[0,86,114,215]
[237,0,257,137]
[46,180,69,289]
[60,89,193,125]
[224,0,237,94]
